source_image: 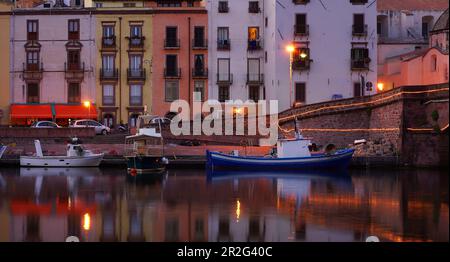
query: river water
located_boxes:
[0,167,447,242]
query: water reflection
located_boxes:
[0,167,447,242]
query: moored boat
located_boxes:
[124,114,169,175]
[20,138,104,167]
[206,128,354,171]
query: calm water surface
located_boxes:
[0,167,448,242]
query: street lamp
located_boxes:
[83,100,91,120]
[377,83,384,92]
[286,44,295,108]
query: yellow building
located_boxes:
[94,1,152,127]
[0,0,12,125]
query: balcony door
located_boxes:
[166,55,178,76]
[68,50,80,70]
[217,58,230,82]
[26,51,39,70]
[295,14,307,33]
[27,83,39,103]
[68,83,81,104]
[102,55,115,76]
[247,58,260,82]
[130,55,142,77]
[166,27,178,47]
[194,26,205,47]
[194,55,205,75]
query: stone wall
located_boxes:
[279,83,449,167]
[0,127,96,139]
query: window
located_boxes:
[103,85,114,105]
[68,83,81,103]
[95,3,103,8]
[219,85,230,102]
[68,19,80,40]
[249,1,260,13]
[218,1,229,13]
[165,27,179,48]
[102,25,115,46]
[165,218,179,242]
[354,82,362,97]
[67,50,80,70]
[74,0,82,6]
[194,81,204,101]
[350,0,368,4]
[27,20,38,41]
[26,51,39,70]
[351,48,370,69]
[102,55,115,75]
[103,114,114,128]
[157,0,181,7]
[217,58,231,82]
[295,14,308,36]
[130,85,142,105]
[194,218,204,241]
[248,27,260,50]
[27,83,39,103]
[353,14,366,36]
[165,80,179,102]
[431,55,437,72]
[194,26,206,48]
[129,114,140,128]
[247,58,261,83]
[422,16,434,39]
[165,55,178,77]
[293,47,310,70]
[249,86,260,101]
[194,54,205,76]
[130,25,143,46]
[217,27,230,50]
[130,55,142,75]
[295,83,306,103]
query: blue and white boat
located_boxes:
[206,131,354,171]
[0,144,7,159]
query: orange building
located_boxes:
[145,0,208,117]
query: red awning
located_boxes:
[54,105,97,119]
[10,200,52,215]
[10,104,53,119]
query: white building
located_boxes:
[377,0,448,89]
[207,0,377,112]
[10,0,97,125]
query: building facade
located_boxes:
[0,0,12,125]
[377,0,448,90]
[93,1,152,127]
[207,0,377,112]
[378,8,449,87]
[10,0,97,126]
[145,0,207,118]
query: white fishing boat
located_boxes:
[20,138,104,167]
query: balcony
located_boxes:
[292,59,310,71]
[352,24,368,37]
[246,74,264,85]
[22,62,43,81]
[100,68,119,81]
[65,62,85,81]
[102,36,116,49]
[127,36,145,49]
[164,68,181,78]
[351,59,370,70]
[217,73,233,85]
[294,24,309,37]
[127,68,146,82]
[164,39,180,49]
[192,38,208,49]
[217,39,231,50]
[192,68,208,79]
[247,40,262,51]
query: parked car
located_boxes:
[31,121,61,128]
[71,119,110,135]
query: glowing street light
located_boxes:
[300,52,308,59]
[285,44,295,53]
[377,83,384,92]
[83,101,91,120]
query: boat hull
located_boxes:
[125,155,167,174]
[20,154,104,167]
[206,149,355,171]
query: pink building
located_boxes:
[379,8,449,89]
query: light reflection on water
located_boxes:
[0,167,447,242]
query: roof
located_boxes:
[377,0,449,11]
[432,8,449,31]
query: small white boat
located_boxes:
[20,138,104,167]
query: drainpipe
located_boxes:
[188,17,192,110]
[119,17,122,124]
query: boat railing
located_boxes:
[124,143,164,157]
